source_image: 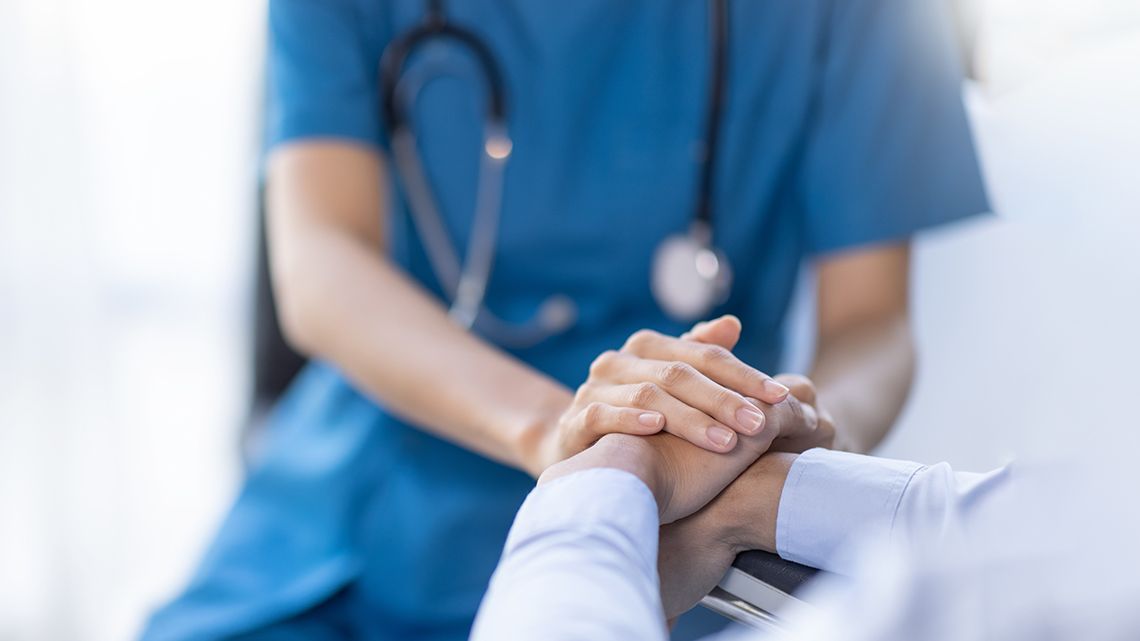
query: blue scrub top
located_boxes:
[143,1,987,639]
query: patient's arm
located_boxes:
[658,449,1010,619]
[473,429,788,641]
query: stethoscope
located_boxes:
[381,0,732,347]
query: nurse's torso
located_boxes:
[152,2,828,639]
[365,3,818,628]
[382,1,818,379]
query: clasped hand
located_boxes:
[539,315,836,619]
[538,316,833,471]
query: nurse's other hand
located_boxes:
[684,322,835,453]
[563,317,789,455]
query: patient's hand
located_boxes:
[658,452,796,619]
[539,420,780,525]
[540,318,828,524]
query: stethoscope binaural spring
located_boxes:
[380,0,733,347]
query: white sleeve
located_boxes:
[470,468,669,641]
[776,448,1010,575]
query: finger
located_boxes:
[815,407,836,446]
[569,402,665,452]
[678,322,705,342]
[770,404,834,453]
[773,373,817,406]
[751,395,818,442]
[597,382,739,452]
[623,329,789,404]
[598,352,766,436]
[686,315,741,349]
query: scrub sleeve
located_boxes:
[796,0,989,254]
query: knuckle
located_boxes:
[582,402,606,429]
[773,397,804,433]
[742,368,769,392]
[573,381,595,404]
[658,361,695,387]
[698,344,732,366]
[623,329,658,352]
[786,395,805,419]
[630,382,660,407]
[588,350,619,378]
[712,386,737,409]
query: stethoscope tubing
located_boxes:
[390,54,564,347]
[382,0,730,344]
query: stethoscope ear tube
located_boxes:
[380,19,507,136]
[450,121,507,329]
[387,47,576,347]
[390,126,463,299]
[394,122,577,348]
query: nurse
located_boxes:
[142,0,987,639]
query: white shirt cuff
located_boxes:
[506,468,661,577]
[776,448,924,574]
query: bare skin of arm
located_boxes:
[657,451,795,619]
[267,142,571,475]
[676,244,914,455]
[811,244,915,453]
[266,142,792,476]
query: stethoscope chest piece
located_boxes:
[651,226,732,322]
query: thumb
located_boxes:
[773,373,817,406]
[682,314,741,350]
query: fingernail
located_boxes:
[707,425,735,448]
[735,407,765,434]
[763,379,790,398]
[638,413,663,429]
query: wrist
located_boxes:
[514,386,573,477]
[537,433,669,512]
[706,452,797,554]
[594,434,669,508]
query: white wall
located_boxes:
[880,15,1140,470]
[0,1,263,639]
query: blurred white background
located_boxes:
[1,1,1138,639]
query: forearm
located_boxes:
[473,467,669,641]
[810,312,915,453]
[714,449,1008,574]
[703,452,796,554]
[271,214,569,476]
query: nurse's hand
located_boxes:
[540,367,812,522]
[683,322,836,453]
[536,316,791,469]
